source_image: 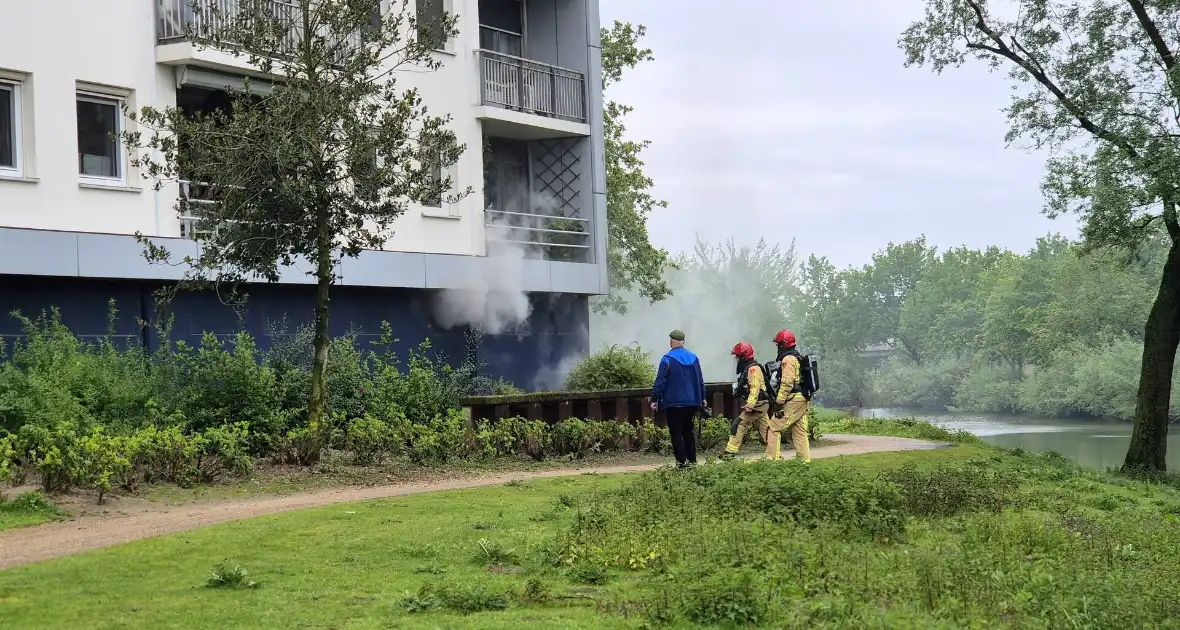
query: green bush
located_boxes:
[344,414,399,465]
[0,421,250,501]
[867,356,969,409]
[563,344,656,391]
[698,416,732,451]
[161,332,289,454]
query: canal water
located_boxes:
[864,408,1180,470]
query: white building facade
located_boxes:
[0,0,607,389]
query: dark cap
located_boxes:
[669,330,686,341]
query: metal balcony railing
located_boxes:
[484,209,591,262]
[156,0,362,60]
[177,179,221,240]
[477,50,587,123]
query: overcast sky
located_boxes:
[597,0,1081,268]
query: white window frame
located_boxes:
[421,161,461,219]
[0,80,22,177]
[76,91,127,187]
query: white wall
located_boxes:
[0,0,492,257]
[0,0,171,236]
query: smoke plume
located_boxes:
[430,190,568,336]
[590,238,804,382]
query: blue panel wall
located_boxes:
[0,275,589,391]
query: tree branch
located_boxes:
[1125,0,1180,129]
[963,0,1140,159]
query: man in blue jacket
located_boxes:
[650,330,707,467]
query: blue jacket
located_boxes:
[652,347,706,410]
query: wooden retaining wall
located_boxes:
[460,382,739,427]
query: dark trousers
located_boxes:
[665,406,699,465]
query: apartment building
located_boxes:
[0,0,607,388]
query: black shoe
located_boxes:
[718,452,737,461]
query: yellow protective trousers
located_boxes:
[768,399,810,462]
[725,402,770,456]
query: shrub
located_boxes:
[698,416,732,451]
[563,344,657,391]
[867,356,969,409]
[552,418,594,457]
[162,332,288,454]
[275,426,324,466]
[634,419,671,455]
[344,414,398,465]
[404,409,467,464]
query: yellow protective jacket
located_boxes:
[776,353,803,405]
[743,363,767,408]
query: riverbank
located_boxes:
[853,407,1180,470]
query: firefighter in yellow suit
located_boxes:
[768,329,811,462]
[721,341,772,459]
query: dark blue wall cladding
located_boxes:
[0,275,589,391]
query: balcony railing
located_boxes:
[484,209,591,262]
[478,50,587,124]
[156,0,362,61]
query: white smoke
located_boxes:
[432,235,531,335]
[430,189,566,335]
[590,238,804,382]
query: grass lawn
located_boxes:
[6,428,1180,628]
[0,493,67,532]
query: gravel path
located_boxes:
[0,434,946,570]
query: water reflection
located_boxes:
[863,408,1180,471]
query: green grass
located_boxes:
[0,492,67,532]
[7,433,1180,628]
[825,415,979,443]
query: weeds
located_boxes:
[204,562,259,590]
[474,538,518,566]
[400,583,510,614]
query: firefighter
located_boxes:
[768,329,811,462]
[721,341,770,460]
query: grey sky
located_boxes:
[597,0,1081,268]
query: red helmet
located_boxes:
[774,330,797,347]
[731,342,755,360]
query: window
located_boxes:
[415,0,446,49]
[76,94,123,182]
[478,0,522,55]
[423,158,444,208]
[0,81,19,174]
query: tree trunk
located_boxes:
[1124,238,1180,471]
[307,225,333,433]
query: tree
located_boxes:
[857,238,937,363]
[594,21,674,315]
[899,246,1006,362]
[903,0,1180,470]
[127,0,466,439]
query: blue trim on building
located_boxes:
[0,274,589,391]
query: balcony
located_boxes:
[155,0,362,71]
[477,50,586,123]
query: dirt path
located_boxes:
[0,434,945,570]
